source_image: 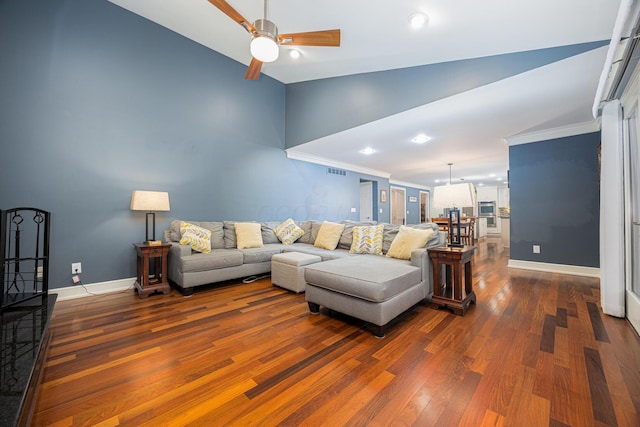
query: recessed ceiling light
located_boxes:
[435,179,440,183]
[489,173,496,177]
[411,133,431,143]
[497,177,503,181]
[360,147,376,155]
[408,12,429,29]
[289,49,301,59]
[478,183,484,186]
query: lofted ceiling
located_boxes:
[109,0,619,188]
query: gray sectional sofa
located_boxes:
[164,219,445,336]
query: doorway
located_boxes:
[359,181,373,221]
[625,102,640,334]
[390,187,406,225]
[419,191,430,223]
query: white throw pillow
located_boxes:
[386,226,434,260]
[235,222,264,249]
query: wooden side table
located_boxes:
[427,245,476,315]
[133,243,171,298]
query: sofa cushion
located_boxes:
[386,226,434,260]
[261,222,281,244]
[179,221,212,253]
[304,256,421,303]
[286,244,352,261]
[274,218,305,245]
[349,224,384,255]
[235,222,264,249]
[241,244,284,264]
[296,221,313,244]
[223,221,237,248]
[314,221,345,250]
[179,249,243,272]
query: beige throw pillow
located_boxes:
[314,221,345,250]
[386,226,434,260]
[235,222,264,249]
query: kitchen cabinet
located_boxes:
[476,186,498,203]
[475,217,487,239]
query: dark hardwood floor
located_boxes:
[33,238,640,426]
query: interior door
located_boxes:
[420,191,429,223]
[626,106,640,334]
[391,187,406,225]
[359,181,373,221]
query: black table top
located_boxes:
[0,294,56,427]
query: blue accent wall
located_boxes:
[285,41,609,148]
[509,132,600,267]
[0,0,390,289]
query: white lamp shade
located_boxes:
[250,36,279,62]
[432,183,477,212]
[130,191,170,212]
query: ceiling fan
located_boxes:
[207,0,341,80]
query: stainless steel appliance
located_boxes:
[478,201,497,228]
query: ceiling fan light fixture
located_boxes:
[250,19,279,62]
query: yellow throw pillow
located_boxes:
[274,218,305,245]
[349,225,384,255]
[386,226,434,260]
[179,221,212,253]
[314,221,346,250]
[235,222,264,249]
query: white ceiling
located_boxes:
[109,0,619,188]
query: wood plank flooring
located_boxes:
[32,238,640,426]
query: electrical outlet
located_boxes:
[533,245,541,254]
[71,262,82,274]
[36,266,43,278]
[350,207,356,213]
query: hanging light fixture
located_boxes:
[249,0,279,63]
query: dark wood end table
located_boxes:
[133,243,171,298]
[427,245,476,315]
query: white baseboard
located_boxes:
[507,259,600,278]
[51,277,136,301]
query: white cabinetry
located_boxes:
[498,187,510,208]
[476,186,498,202]
[475,217,487,239]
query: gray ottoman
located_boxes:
[304,256,425,337]
[271,252,322,293]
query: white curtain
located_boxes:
[600,100,626,317]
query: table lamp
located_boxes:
[130,190,170,244]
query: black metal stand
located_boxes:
[1,208,50,310]
[448,208,463,248]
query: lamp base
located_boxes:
[448,242,464,248]
[147,240,163,246]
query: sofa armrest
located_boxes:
[168,242,192,258]
[410,249,434,297]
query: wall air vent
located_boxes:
[327,167,347,176]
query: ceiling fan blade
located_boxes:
[245,58,263,80]
[279,29,340,47]
[207,0,255,33]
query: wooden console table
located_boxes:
[428,245,476,315]
[133,243,171,298]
